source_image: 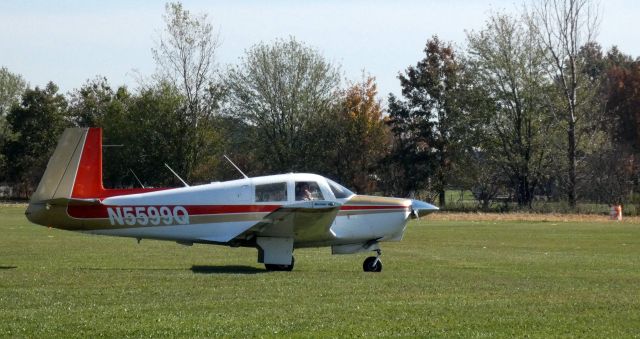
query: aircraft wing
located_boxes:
[247,200,342,242]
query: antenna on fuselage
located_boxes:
[164,163,190,187]
[129,169,146,188]
[223,155,249,179]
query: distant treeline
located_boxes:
[1,1,638,211]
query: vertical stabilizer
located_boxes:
[26,127,164,228]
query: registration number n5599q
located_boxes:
[107,206,189,226]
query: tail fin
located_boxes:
[27,128,167,228]
[30,127,165,204]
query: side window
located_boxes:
[295,182,324,201]
[255,182,287,202]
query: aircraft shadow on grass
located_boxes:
[78,267,186,272]
[74,265,266,274]
[190,265,266,274]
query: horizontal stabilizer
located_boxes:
[45,197,102,206]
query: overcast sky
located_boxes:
[1,0,638,100]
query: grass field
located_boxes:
[1,205,639,337]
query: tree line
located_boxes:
[1,0,639,211]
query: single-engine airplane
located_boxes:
[26,128,438,272]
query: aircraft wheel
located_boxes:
[284,256,295,271]
[363,256,382,272]
[265,257,295,271]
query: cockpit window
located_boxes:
[255,182,287,202]
[327,179,355,199]
[295,182,324,201]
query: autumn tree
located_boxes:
[599,48,640,202]
[330,75,388,193]
[603,49,640,153]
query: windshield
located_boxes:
[327,179,355,199]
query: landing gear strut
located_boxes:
[363,249,382,272]
[265,256,295,271]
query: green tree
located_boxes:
[560,43,629,204]
[0,67,26,117]
[466,12,555,207]
[0,67,27,181]
[67,77,138,187]
[386,36,466,205]
[98,82,190,188]
[152,1,224,179]
[4,82,69,197]
[67,76,224,187]
[224,37,341,174]
[68,76,123,127]
[529,0,601,207]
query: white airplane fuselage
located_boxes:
[88,174,410,246]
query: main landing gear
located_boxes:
[363,249,382,272]
[265,257,295,271]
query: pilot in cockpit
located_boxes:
[296,183,313,201]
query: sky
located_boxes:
[1,0,638,100]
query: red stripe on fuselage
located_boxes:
[66,204,408,219]
[340,205,409,211]
[67,204,282,219]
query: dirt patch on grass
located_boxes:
[0,202,28,207]
[426,212,640,223]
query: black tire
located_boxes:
[265,257,295,271]
[284,256,295,271]
[363,256,382,272]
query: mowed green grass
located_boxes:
[1,205,639,337]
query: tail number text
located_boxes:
[107,206,189,226]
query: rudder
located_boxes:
[29,128,89,203]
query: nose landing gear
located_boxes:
[363,249,382,272]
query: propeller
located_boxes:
[411,200,439,219]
